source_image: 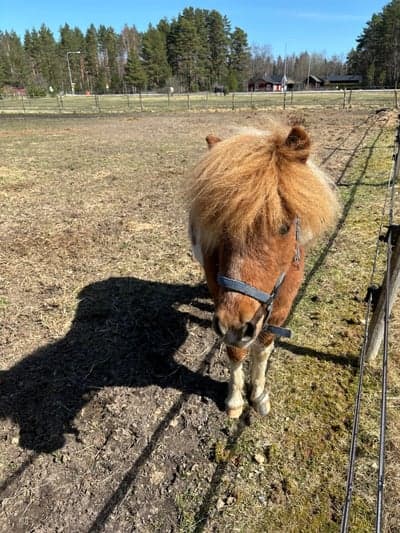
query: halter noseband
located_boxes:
[216,218,301,339]
[217,273,292,338]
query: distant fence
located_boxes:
[0,89,398,115]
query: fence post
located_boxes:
[342,88,347,109]
[231,92,235,110]
[57,95,63,112]
[95,94,101,113]
[395,90,398,109]
[21,95,26,113]
[187,93,190,110]
[366,230,400,361]
[348,89,353,108]
[126,93,130,109]
[283,90,287,110]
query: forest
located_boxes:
[0,1,399,95]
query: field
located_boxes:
[0,106,399,532]
[0,89,399,115]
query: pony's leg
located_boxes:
[226,359,245,418]
[250,341,274,416]
[225,347,247,418]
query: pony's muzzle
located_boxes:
[212,315,258,347]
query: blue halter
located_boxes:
[216,217,302,339]
[217,272,292,338]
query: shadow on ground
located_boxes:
[0,277,225,453]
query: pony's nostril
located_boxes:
[242,321,256,339]
[212,316,227,337]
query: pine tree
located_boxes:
[124,50,147,92]
[142,24,171,89]
[0,31,29,88]
[228,27,250,90]
[207,10,229,86]
[347,0,400,87]
[84,25,99,93]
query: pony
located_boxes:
[188,123,340,418]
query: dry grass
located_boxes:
[0,108,399,532]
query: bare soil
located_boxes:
[0,108,399,532]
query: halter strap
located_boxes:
[217,272,291,338]
[217,274,273,304]
[215,216,302,340]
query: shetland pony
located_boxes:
[188,124,340,418]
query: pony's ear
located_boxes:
[206,134,222,149]
[284,126,311,162]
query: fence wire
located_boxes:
[340,115,400,532]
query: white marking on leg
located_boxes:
[226,359,245,418]
[250,342,274,416]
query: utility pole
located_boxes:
[67,51,81,95]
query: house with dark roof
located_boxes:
[324,75,362,89]
[248,75,295,92]
[304,75,324,89]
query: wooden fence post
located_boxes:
[366,230,400,361]
[348,89,353,108]
[366,135,400,361]
[395,90,398,109]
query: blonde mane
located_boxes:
[189,124,340,249]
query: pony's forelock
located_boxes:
[189,124,340,250]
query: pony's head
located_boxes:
[189,124,340,348]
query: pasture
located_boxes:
[0,88,399,115]
[0,107,399,532]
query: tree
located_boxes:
[207,10,229,86]
[228,27,250,90]
[59,24,85,92]
[124,50,147,92]
[0,31,29,87]
[347,0,400,87]
[142,24,171,89]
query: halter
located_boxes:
[216,218,301,339]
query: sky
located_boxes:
[0,0,389,58]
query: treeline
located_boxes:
[347,0,400,87]
[0,8,251,95]
[0,5,350,96]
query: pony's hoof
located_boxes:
[226,406,243,419]
[253,392,271,416]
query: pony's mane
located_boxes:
[189,123,340,250]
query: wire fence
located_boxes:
[0,89,398,115]
[340,114,400,532]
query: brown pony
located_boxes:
[188,123,340,418]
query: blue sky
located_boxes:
[0,0,388,58]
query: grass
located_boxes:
[0,89,398,115]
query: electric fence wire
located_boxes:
[340,116,400,532]
[375,119,400,532]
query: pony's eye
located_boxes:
[279,224,290,235]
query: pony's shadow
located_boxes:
[0,277,225,453]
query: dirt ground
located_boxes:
[0,108,399,532]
